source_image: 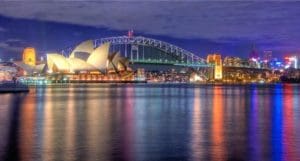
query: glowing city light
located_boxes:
[251,58,258,62]
[285,56,298,69]
[23,47,37,66]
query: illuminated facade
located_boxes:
[107,52,128,72]
[47,54,71,72]
[207,55,214,64]
[285,56,298,69]
[14,62,45,75]
[0,65,17,81]
[223,56,242,67]
[69,40,94,60]
[22,47,36,66]
[263,50,273,62]
[207,54,223,80]
[13,47,46,75]
[86,43,110,70]
[47,42,128,73]
[249,58,260,68]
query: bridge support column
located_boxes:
[143,45,145,60]
[131,44,138,61]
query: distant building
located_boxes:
[248,58,260,68]
[249,44,259,59]
[14,47,45,75]
[0,65,18,81]
[223,56,242,67]
[22,47,36,66]
[136,68,146,80]
[207,54,222,80]
[285,56,298,69]
[263,50,272,62]
[207,54,214,64]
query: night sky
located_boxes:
[0,1,300,60]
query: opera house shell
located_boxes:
[14,62,46,75]
[47,41,127,73]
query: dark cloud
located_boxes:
[0,26,6,32]
[0,2,300,41]
[0,1,299,58]
[0,38,25,52]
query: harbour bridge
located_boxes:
[62,35,210,68]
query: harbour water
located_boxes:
[0,84,300,161]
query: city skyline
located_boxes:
[1,1,300,60]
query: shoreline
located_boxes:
[22,82,300,88]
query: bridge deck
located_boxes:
[131,60,211,67]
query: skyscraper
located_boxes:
[263,50,272,62]
[249,44,259,59]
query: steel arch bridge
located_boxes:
[63,35,210,68]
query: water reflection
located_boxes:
[272,85,284,161]
[0,84,300,161]
[191,88,203,160]
[65,87,76,161]
[211,87,225,161]
[19,93,35,161]
[0,94,14,159]
[282,84,299,160]
[43,88,53,161]
[248,87,260,161]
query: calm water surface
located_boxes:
[0,84,300,161]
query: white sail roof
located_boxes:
[43,42,126,73]
[69,40,94,58]
[47,54,70,72]
[108,52,121,71]
[14,62,45,74]
[67,58,96,72]
[87,43,110,70]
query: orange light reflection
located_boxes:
[191,88,203,160]
[19,94,36,161]
[211,86,226,161]
[43,88,53,161]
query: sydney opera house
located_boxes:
[46,40,128,74]
[15,40,133,83]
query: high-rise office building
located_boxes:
[249,44,259,59]
[263,50,272,62]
